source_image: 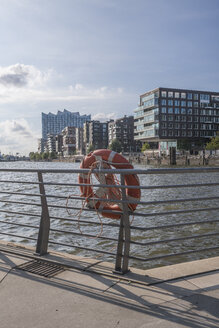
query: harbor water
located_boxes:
[0,161,219,269]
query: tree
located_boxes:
[35,153,42,161]
[42,152,49,160]
[206,135,219,151]
[141,142,150,152]
[109,139,122,153]
[49,151,57,160]
[29,152,36,160]
[87,144,95,154]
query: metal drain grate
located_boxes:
[16,260,65,278]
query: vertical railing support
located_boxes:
[36,172,50,255]
[114,173,130,274]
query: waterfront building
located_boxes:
[37,138,46,153]
[109,116,141,152]
[134,87,219,152]
[76,127,84,154]
[62,126,76,156]
[47,134,56,153]
[84,120,109,153]
[55,134,63,155]
[42,109,91,140]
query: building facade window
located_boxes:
[168,107,173,113]
[161,91,167,97]
[168,91,173,98]
[175,92,180,98]
[175,108,180,114]
[181,108,186,114]
[161,107,166,113]
[181,93,186,99]
[187,93,192,99]
[187,108,192,114]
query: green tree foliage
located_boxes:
[29,152,36,160]
[42,152,49,160]
[206,135,219,150]
[49,151,57,159]
[141,142,150,152]
[87,144,95,154]
[109,139,122,153]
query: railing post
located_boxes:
[114,173,130,274]
[36,172,50,255]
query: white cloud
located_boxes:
[0,64,126,105]
[0,119,38,155]
[0,63,51,88]
[92,112,117,121]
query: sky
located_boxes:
[0,0,219,155]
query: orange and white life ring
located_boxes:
[78,149,140,220]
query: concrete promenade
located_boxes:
[0,242,219,328]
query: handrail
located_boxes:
[0,166,218,273]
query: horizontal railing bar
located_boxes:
[0,199,42,207]
[3,189,218,207]
[48,240,116,256]
[130,218,219,231]
[0,220,39,229]
[0,167,218,174]
[0,191,41,197]
[62,195,219,206]
[0,209,41,217]
[131,232,219,246]
[0,231,36,241]
[47,203,123,215]
[49,215,120,227]
[133,206,219,217]
[49,228,118,241]
[0,199,218,218]
[1,180,219,191]
[128,246,219,262]
[0,180,40,185]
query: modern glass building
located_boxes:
[134,87,219,150]
[42,109,91,139]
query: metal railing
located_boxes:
[0,167,219,274]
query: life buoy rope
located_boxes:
[79,149,141,220]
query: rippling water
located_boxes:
[0,160,219,269]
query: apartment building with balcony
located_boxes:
[83,120,109,152]
[109,116,141,152]
[134,87,219,152]
[62,126,76,156]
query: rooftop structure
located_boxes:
[42,109,91,140]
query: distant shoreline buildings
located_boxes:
[37,87,219,157]
[38,108,138,156]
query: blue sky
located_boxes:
[0,0,219,154]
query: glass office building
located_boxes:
[42,109,91,139]
[134,87,219,149]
